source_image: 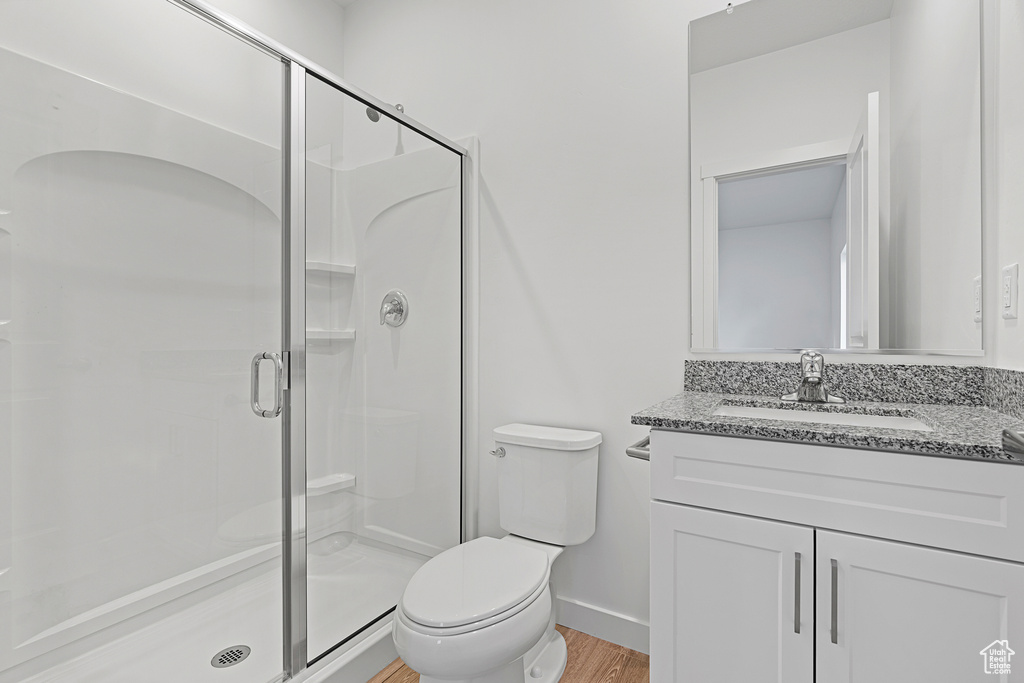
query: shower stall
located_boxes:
[0,1,469,681]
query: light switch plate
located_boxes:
[974,275,983,322]
[1003,263,1019,320]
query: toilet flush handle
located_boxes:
[489,447,506,458]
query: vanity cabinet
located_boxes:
[650,430,1024,683]
[651,503,814,682]
[815,530,1024,682]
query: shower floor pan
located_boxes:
[10,535,424,683]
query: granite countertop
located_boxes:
[631,391,1024,464]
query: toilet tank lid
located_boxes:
[493,423,602,451]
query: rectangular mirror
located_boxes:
[689,0,983,354]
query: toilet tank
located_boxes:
[493,424,602,546]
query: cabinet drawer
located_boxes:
[650,430,1024,563]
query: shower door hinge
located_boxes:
[281,351,291,391]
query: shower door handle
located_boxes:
[250,352,285,418]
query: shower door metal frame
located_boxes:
[166,1,470,679]
[282,60,308,677]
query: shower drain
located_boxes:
[211,645,251,668]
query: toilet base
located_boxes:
[523,630,567,683]
[416,630,567,683]
[419,656,525,683]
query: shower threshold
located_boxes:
[8,535,424,683]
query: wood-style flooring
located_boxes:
[367,624,649,683]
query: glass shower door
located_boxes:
[304,74,463,662]
[0,2,287,681]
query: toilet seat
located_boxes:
[397,579,548,637]
[400,536,550,635]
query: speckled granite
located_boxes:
[631,391,1024,464]
[683,360,986,405]
[984,367,1024,420]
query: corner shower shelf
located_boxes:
[307,473,356,496]
[305,261,355,276]
[306,329,356,342]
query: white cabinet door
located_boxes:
[651,502,814,683]
[816,530,1024,683]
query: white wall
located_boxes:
[991,0,1024,371]
[342,0,724,653]
[206,0,347,76]
[889,0,983,352]
[718,220,834,349]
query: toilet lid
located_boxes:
[400,536,550,629]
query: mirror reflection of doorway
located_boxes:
[717,160,848,349]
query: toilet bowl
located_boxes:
[393,536,554,683]
[392,424,601,683]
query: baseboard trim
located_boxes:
[554,595,650,655]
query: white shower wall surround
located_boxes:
[0,1,467,681]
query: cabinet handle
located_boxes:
[830,558,839,644]
[793,552,801,634]
[790,552,798,634]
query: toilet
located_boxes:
[392,423,602,683]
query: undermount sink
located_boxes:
[712,404,933,432]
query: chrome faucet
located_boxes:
[781,350,845,404]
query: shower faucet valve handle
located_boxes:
[379,289,409,327]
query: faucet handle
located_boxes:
[379,289,409,327]
[782,350,845,403]
[799,350,824,379]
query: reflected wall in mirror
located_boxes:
[689,0,983,354]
